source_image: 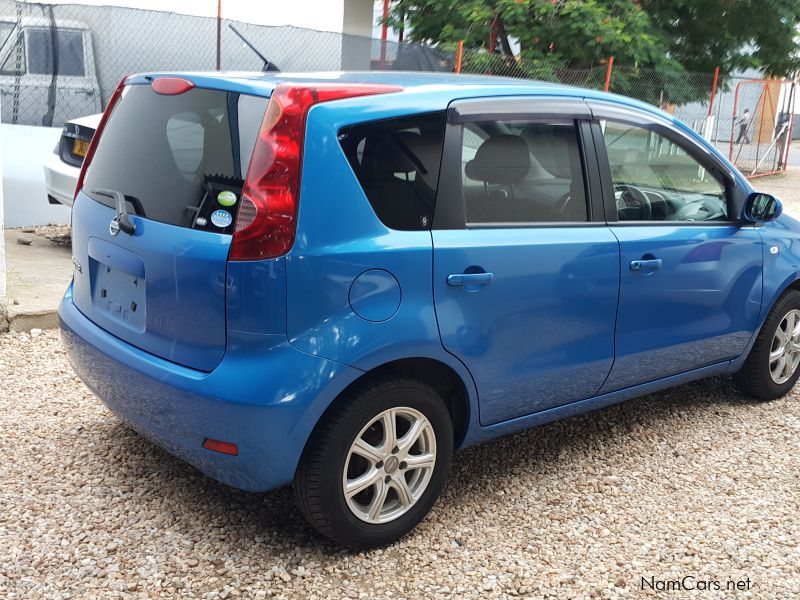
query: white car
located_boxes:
[43,113,101,207]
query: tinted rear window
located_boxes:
[83,84,268,233]
[339,112,445,230]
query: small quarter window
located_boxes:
[460,120,588,225]
[339,112,446,230]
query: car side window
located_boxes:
[26,28,85,77]
[0,32,24,76]
[600,120,728,222]
[339,112,446,231]
[460,120,588,225]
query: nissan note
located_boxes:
[60,71,797,548]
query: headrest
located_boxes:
[521,125,573,178]
[465,134,530,184]
[361,131,421,177]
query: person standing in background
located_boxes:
[776,111,791,169]
[736,108,752,144]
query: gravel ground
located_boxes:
[1,330,799,599]
[13,225,72,247]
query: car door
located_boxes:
[432,98,621,426]
[590,103,763,392]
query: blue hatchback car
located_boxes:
[61,71,797,547]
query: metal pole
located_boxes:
[784,82,797,169]
[455,40,463,74]
[708,66,719,117]
[216,0,222,70]
[603,56,614,92]
[703,67,720,143]
[729,80,742,161]
[379,0,389,69]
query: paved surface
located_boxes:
[1,330,798,598]
[752,167,800,216]
[786,140,800,168]
[1,228,72,332]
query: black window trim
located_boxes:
[587,100,738,227]
[433,96,605,230]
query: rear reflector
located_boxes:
[151,77,195,95]
[74,77,127,200]
[202,438,239,456]
[229,83,403,260]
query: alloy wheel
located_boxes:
[769,308,800,384]
[342,407,437,524]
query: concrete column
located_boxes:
[0,91,5,303]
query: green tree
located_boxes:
[390,0,800,77]
[391,0,678,70]
[642,0,800,76]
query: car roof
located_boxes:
[131,69,663,112]
[125,70,670,129]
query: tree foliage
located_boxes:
[390,0,800,77]
[642,0,800,76]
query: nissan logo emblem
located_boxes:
[109,218,120,237]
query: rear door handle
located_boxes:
[447,272,494,286]
[630,258,662,272]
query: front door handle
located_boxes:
[447,272,494,287]
[630,258,662,272]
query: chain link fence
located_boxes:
[0,0,451,127]
[0,1,793,176]
[459,49,796,176]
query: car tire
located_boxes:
[294,377,453,549]
[734,289,800,400]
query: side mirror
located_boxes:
[743,192,782,222]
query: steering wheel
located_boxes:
[615,184,652,220]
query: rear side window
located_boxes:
[83,84,268,233]
[461,120,588,225]
[339,112,445,230]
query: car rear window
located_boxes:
[338,112,445,230]
[82,84,268,233]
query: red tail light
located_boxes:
[74,77,127,200]
[229,83,403,260]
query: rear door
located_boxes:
[71,80,268,371]
[432,98,621,426]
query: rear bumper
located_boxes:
[43,152,78,208]
[59,284,361,492]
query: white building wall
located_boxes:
[0,98,5,299]
[344,0,374,37]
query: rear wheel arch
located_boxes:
[303,357,472,456]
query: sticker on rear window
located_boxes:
[210,210,233,228]
[217,190,237,207]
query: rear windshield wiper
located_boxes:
[91,188,136,235]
